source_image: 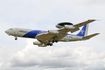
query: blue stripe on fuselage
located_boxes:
[23,30,47,38]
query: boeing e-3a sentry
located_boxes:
[5,19,99,47]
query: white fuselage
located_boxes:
[61,35,83,42]
[5,28,83,42]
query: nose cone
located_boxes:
[5,29,10,35]
[5,30,8,33]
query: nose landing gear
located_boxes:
[15,37,17,40]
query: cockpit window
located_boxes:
[10,28,12,31]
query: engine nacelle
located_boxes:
[38,44,47,47]
[64,25,75,29]
[33,41,42,45]
[48,30,59,34]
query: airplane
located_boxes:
[5,19,99,47]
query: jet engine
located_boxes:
[33,41,42,45]
[38,44,47,47]
[48,30,59,34]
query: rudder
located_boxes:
[77,24,89,37]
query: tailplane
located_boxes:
[83,33,100,40]
[77,24,89,37]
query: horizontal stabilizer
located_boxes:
[83,33,100,40]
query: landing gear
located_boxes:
[47,43,53,46]
[47,39,58,46]
[52,36,58,43]
[55,40,58,43]
[47,42,53,46]
[52,40,58,43]
[15,37,17,40]
[49,44,53,46]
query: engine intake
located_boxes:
[33,41,42,45]
[38,44,47,47]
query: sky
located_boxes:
[0,0,105,70]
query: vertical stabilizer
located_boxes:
[77,24,89,37]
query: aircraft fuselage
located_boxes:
[5,28,83,42]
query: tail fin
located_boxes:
[77,24,89,37]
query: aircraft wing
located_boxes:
[35,19,96,46]
[35,31,67,45]
[74,19,96,27]
[71,19,96,33]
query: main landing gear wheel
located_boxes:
[15,37,17,40]
[47,43,53,46]
[49,44,53,46]
[52,40,58,43]
[55,40,58,43]
[47,42,53,46]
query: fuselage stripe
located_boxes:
[23,30,47,38]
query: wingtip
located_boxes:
[88,19,100,21]
[88,19,96,21]
[96,33,100,35]
[93,33,100,36]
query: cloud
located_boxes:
[6,39,105,70]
